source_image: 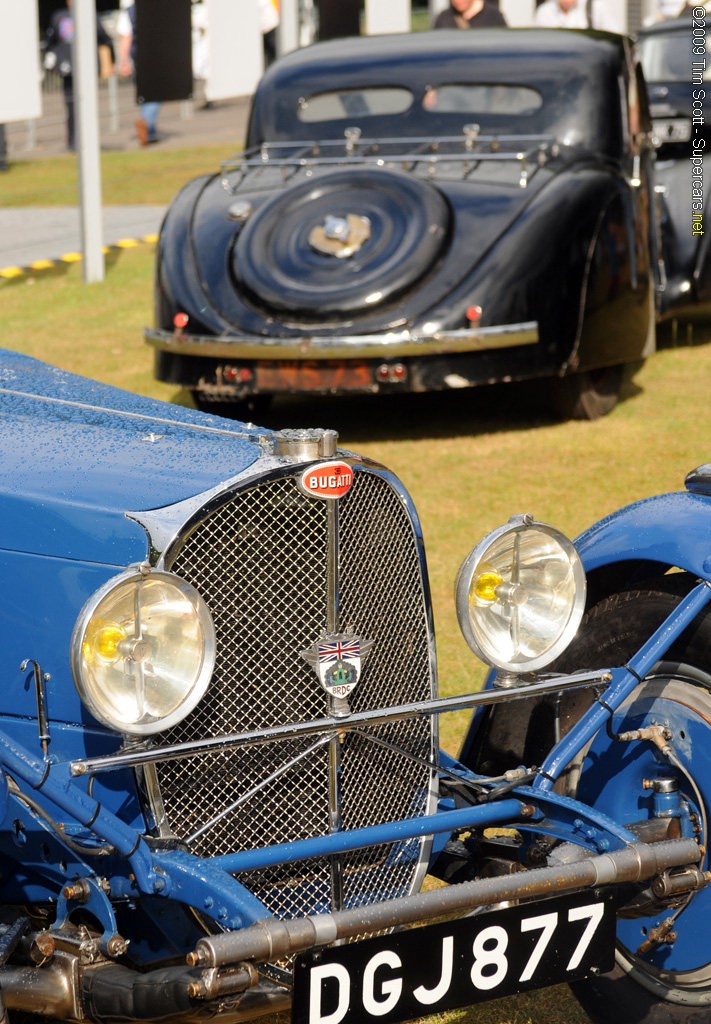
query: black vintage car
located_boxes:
[148,29,662,420]
[638,17,711,330]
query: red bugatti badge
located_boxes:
[299,461,354,499]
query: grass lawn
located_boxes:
[3,149,711,1024]
[0,145,236,207]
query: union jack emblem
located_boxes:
[301,632,373,703]
[318,639,362,663]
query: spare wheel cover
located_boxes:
[232,167,450,316]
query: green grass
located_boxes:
[3,151,711,1024]
[0,144,236,207]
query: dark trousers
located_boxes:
[0,124,7,168]
[62,75,75,150]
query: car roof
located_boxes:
[247,28,630,152]
[639,15,710,37]
[262,28,627,90]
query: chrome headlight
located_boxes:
[456,515,586,674]
[71,567,216,735]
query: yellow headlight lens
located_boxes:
[87,624,126,663]
[456,516,586,674]
[72,568,216,735]
[471,570,504,605]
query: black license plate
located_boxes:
[292,890,616,1024]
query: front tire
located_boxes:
[554,582,711,1023]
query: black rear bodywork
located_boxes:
[639,17,711,321]
[149,29,664,408]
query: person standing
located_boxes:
[432,0,507,29]
[0,125,8,171]
[44,0,114,151]
[117,3,161,145]
[534,0,619,31]
[259,0,279,66]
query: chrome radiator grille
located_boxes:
[159,466,435,919]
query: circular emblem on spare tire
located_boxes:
[232,167,450,317]
[309,213,371,258]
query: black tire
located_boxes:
[554,582,711,1023]
[232,167,449,317]
[549,364,624,420]
[191,391,272,423]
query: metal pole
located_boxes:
[73,0,105,283]
[277,0,300,54]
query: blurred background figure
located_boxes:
[0,124,7,171]
[191,0,211,107]
[259,0,280,65]
[644,0,699,19]
[534,0,619,29]
[432,0,507,28]
[44,0,114,151]
[117,2,161,145]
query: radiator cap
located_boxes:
[273,428,338,460]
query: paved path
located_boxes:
[1,85,250,274]
[0,206,167,268]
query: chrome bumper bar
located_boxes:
[69,670,610,777]
[145,322,539,361]
[189,838,702,967]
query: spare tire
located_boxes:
[232,167,450,317]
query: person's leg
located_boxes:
[0,124,8,170]
[141,102,161,142]
[135,113,149,145]
[63,75,75,150]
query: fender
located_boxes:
[154,173,223,336]
[576,487,711,581]
[421,166,650,374]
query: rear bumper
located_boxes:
[145,322,539,362]
[148,322,542,397]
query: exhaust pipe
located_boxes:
[0,956,288,1023]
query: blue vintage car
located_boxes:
[0,348,710,1024]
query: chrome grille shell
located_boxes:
[146,459,437,919]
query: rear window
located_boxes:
[423,84,543,116]
[296,84,542,124]
[297,88,413,122]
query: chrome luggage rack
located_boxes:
[220,127,559,191]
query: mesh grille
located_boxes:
[158,468,434,920]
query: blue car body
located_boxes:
[0,349,710,1024]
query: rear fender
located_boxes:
[154,174,223,336]
[424,167,648,374]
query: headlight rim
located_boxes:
[456,515,587,674]
[71,565,216,736]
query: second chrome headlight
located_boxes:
[71,567,216,735]
[456,515,586,674]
